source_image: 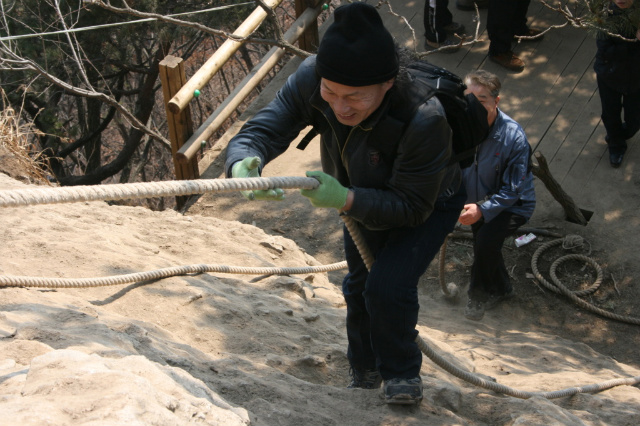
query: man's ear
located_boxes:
[495,95,500,107]
[382,78,395,92]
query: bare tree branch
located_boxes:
[538,0,639,42]
[378,0,485,57]
[85,0,311,58]
[53,0,93,89]
[0,44,170,147]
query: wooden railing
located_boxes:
[159,0,326,206]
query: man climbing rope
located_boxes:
[225,2,465,405]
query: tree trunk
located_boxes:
[58,44,169,186]
[531,151,587,225]
[85,98,103,173]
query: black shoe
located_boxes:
[347,367,382,389]
[443,22,466,35]
[383,376,423,405]
[456,0,489,10]
[485,289,514,311]
[609,152,624,168]
[464,298,485,320]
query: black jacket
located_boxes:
[593,5,640,94]
[225,56,460,230]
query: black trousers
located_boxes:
[468,211,527,302]
[487,0,531,55]
[597,75,640,156]
[424,0,453,43]
[342,184,466,380]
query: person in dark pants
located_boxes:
[342,185,465,384]
[458,70,535,321]
[456,0,489,10]
[424,0,465,51]
[487,0,542,72]
[225,3,465,405]
[594,0,640,168]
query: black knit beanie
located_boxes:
[316,2,399,87]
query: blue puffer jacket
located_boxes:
[225,55,461,230]
[461,109,535,223]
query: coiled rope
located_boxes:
[342,216,640,399]
[1,177,638,399]
[438,227,564,300]
[531,236,640,325]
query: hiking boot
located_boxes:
[347,367,382,389]
[485,289,514,311]
[489,51,525,72]
[514,28,545,42]
[456,0,489,10]
[383,376,423,405]
[464,298,485,321]
[443,22,466,35]
[425,38,461,53]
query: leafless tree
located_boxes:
[0,0,635,204]
[0,0,304,193]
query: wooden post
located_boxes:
[532,151,587,225]
[159,55,199,209]
[295,0,322,52]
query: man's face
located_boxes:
[464,83,499,126]
[320,78,394,126]
[614,0,633,9]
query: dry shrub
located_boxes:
[0,92,53,185]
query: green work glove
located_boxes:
[231,156,285,201]
[300,171,349,209]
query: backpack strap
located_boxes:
[296,127,319,150]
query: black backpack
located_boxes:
[405,61,489,168]
[297,61,489,169]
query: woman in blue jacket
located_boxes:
[458,70,536,321]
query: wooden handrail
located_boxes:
[167,0,284,115]
[176,3,325,164]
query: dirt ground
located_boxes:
[186,134,640,372]
[2,124,639,426]
[3,122,637,369]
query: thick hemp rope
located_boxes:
[1,177,638,399]
[438,227,564,300]
[342,217,640,400]
[531,236,640,326]
[0,176,320,207]
[0,262,348,288]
